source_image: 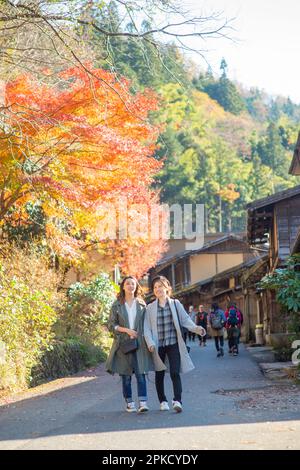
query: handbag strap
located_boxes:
[174,299,182,329]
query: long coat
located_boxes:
[105,299,166,376]
[144,297,202,374]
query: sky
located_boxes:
[178,0,300,103]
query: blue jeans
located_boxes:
[121,373,147,403]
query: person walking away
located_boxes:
[195,305,208,347]
[225,304,243,355]
[208,303,226,357]
[144,276,206,413]
[106,276,165,413]
[227,323,240,356]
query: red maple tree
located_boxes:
[0,66,167,276]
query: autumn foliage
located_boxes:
[0,66,167,277]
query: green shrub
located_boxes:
[274,346,294,362]
[30,338,106,386]
[0,268,58,390]
[59,273,116,345]
[0,246,115,393]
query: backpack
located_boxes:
[227,308,239,327]
[210,311,224,330]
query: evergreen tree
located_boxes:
[220,58,228,78]
[269,100,281,121]
[283,97,295,118]
[203,60,245,115]
[255,122,289,177]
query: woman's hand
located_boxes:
[115,325,138,338]
[126,328,138,339]
[149,345,155,353]
[196,326,206,337]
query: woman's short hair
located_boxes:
[151,275,172,296]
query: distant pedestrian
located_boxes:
[227,324,240,356]
[225,303,243,356]
[188,305,196,342]
[208,303,226,357]
[144,276,206,413]
[195,305,208,347]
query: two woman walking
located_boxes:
[106,275,205,413]
[105,276,164,412]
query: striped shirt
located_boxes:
[157,300,177,347]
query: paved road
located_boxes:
[1,339,300,450]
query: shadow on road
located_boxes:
[1,341,300,446]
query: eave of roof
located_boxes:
[173,254,267,297]
[156,234,248,269]
[247,184,300,212]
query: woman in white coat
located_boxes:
[144,276,206,413]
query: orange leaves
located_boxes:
[0,65,166,274]
[218,184,240,203]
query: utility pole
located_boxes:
[219,194,222,232]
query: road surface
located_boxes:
[1,339,300,450]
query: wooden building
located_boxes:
[247,185,300,269]
[171,254,268,342]
[292,229,300,255]
[149,234,258,290]
[148,234,261,323]
[289,131,300,176]
[289,132,300,255]
[246,185,300,344]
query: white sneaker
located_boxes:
[138,401,149,413]
[126,402,137,413]
[160,401,170,411]
[172,400,182,413]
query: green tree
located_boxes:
[220,58,228,78]
[269,100,281,121]
[255,122,289,177]
[205,78,244,115]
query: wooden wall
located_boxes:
[276,195,300,260]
